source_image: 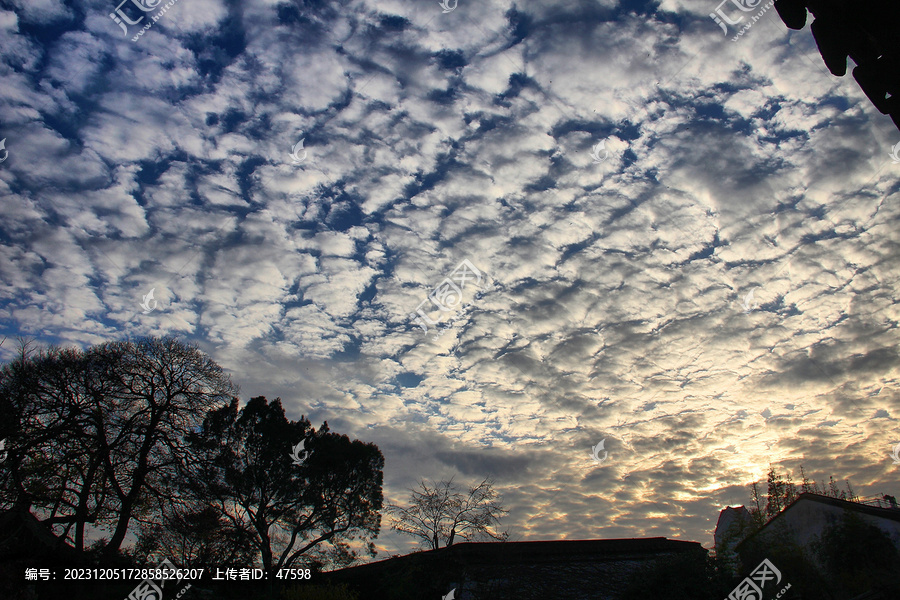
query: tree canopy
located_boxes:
[0,337,237,557]
[0,337,384,572]
[388,477,508,550]
[181,395,384,571]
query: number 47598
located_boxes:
[275,568,311,580]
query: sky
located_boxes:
[1,0,899,560]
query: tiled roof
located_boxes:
[324,536,703,577]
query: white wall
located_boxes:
[762,497,900,552]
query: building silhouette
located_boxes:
[774,0,900,131]
[715,492,900,599]
[735,491,900,555]
[321,537,704,600]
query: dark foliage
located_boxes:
[620,548,732,600]
[0,337,385,584]
[183,395,384,571]
[813,510,900,598]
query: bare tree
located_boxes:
[0,343,121,547]
[388,477,508,550]
[765,467,787,517]
[0,336,238,558]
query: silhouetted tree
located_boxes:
[799,465,818,494]
[748,481,766,529]
[765,467,787,518]
[812,510,900,598]
[738,531,831,600]
[0,344,117,550]
[0,336,238,559]
[784,472,798,505]
[713,510,754,576]
[184,396,384,571]
[134,506,256,567]
[388,477,508,550]
[733,467,890,598]
[95,337,238,559]
[745,466,855,530]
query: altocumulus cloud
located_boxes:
[0,0,898,556]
